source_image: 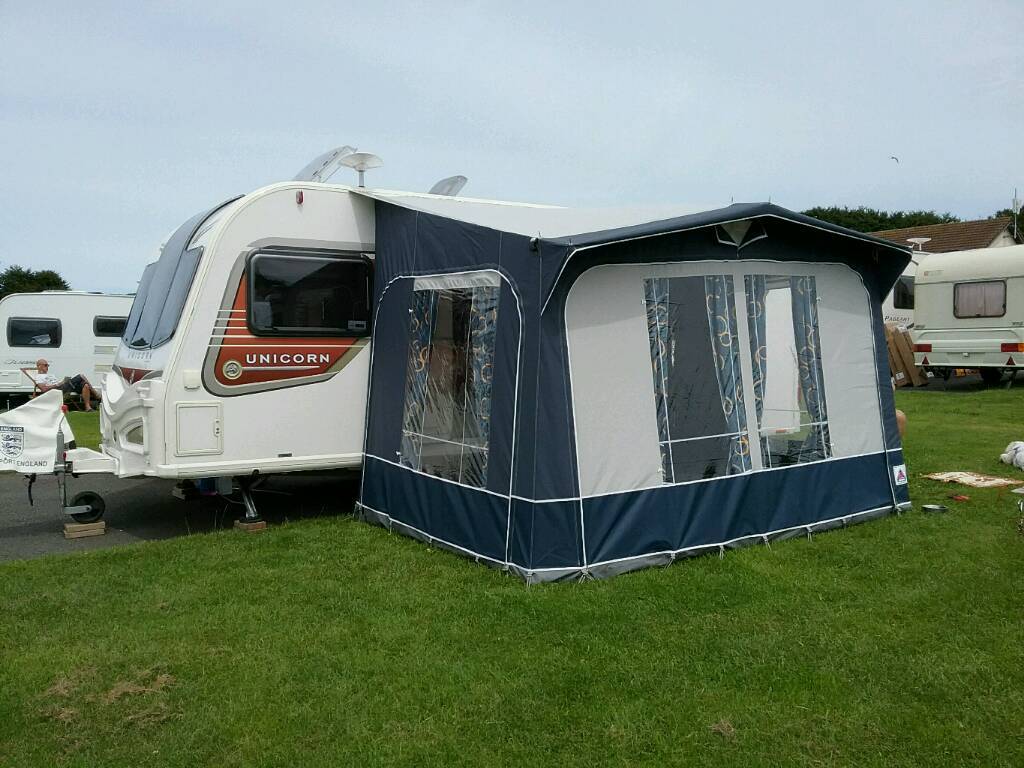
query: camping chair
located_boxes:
[19,367,86,411]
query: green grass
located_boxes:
[66,411,101,451]
[2,393,1023,766]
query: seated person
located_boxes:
[23,358,97,411]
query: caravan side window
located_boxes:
[954,280,1005,318]
[94,316,128,337]
[893,276,915,310]
[247,250,372,337]
[744,275,831,467]
[398,276,500,488]
[643,276,751,483]
[7,317,62,348]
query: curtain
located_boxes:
[463,285,500,486]
[399,289,438,469]
[704,276,751,474]
[790,276,830,460]
[744,275,769,464]
[644,278,674,482]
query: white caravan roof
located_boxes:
[359,188,711,239]
[916,244,1024,285]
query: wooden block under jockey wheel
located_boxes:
[64,521,106,539]
[234,519,267,532]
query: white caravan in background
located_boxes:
[0,291,134,399]
[913,244,1024,385]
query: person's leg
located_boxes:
[82,383,93,410]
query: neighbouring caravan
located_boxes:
[356,196,911,581]
[59,178,909,581]
[913,244,1024,384]
[0,291,133,398]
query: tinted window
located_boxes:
[248,252,372,336]
[123,197,238,350]
[954,281,1005,318]
[893,275,914,310]
[94,316,128,337]
[7,317,62,348]
[122,262,156,344]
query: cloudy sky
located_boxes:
[1,1,1021,292]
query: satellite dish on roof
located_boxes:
[293,146,357,182]
[339,152,383,188]
[429,175,468,196]
[907,237,932,252]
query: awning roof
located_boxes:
[357,189,910,253]
[356,189,911,311]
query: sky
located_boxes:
[1,1,1021,293]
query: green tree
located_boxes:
[801,206,959,233]
[0,265,70,300]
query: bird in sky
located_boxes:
[890,155,900,164]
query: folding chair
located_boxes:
[19,368,85,411]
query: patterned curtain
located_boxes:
[704,276,751,474]
[399,290,438,469]
[744,275,769,464]
[644,278,674,482]
[790,276,830,460]
[463,285,500,485]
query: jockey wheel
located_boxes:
[68,491,105,524]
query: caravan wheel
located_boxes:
[980,368,1004,387]
[69,491,105,524]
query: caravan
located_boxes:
[913,244,1024,384]
[0,291,134,400]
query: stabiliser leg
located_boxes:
[238,477,263,523]
[232,476,267,532]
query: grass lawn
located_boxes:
[66,411,101,451]
[2,393,1023,766]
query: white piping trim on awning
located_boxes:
[369,447,899,505]
[540,213,909,314]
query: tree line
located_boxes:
[801,206,1019,233]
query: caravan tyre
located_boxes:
[980,368,1004,387]
[69,491,105,524]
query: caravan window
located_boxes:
[247,251,372,337]
[954,280,1005,318]
[123,198,239,350]
[7,317,62,348]
[643,276,751,483]
[744,275,831,467]
[398,276,500,488]
[94,316,128,337]
[893,275,915,310]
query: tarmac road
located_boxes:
[0,470,359,563]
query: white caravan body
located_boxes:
[95,183,382,479]
[880,258,918,327]
[0,292,133,395]
[913,244,1024,371]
